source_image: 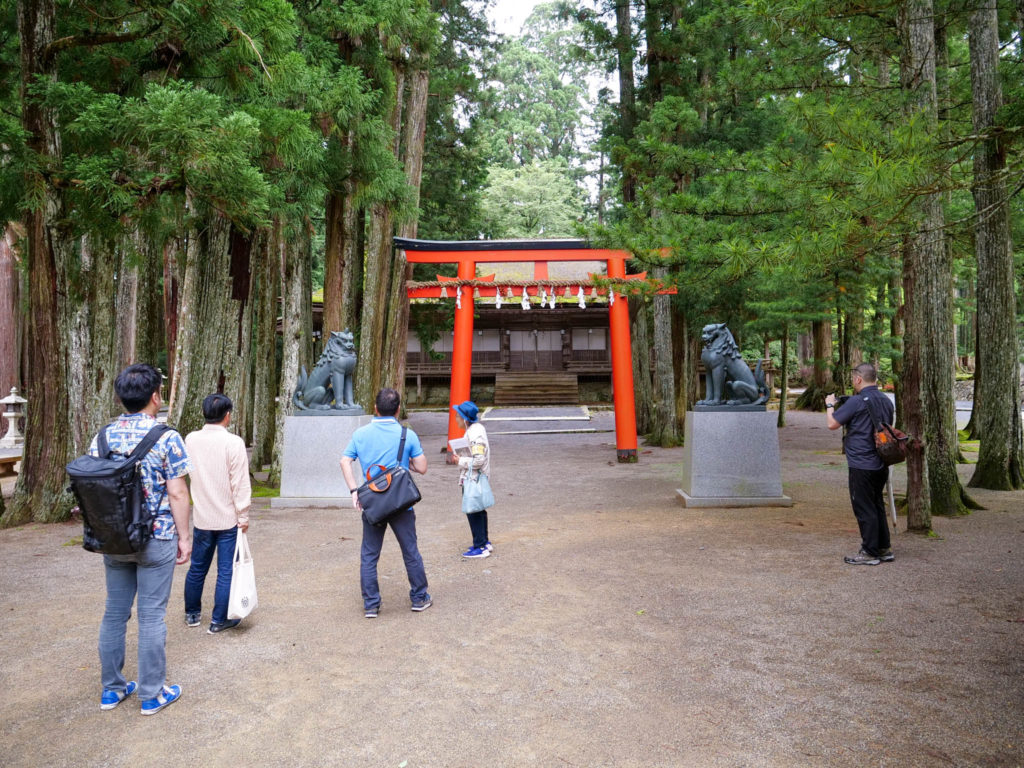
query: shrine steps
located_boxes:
[494,373,579,406]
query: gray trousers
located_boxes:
[99,536,177,700]
[360,507,429,610]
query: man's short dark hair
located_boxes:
[114,364,162,413]
[852,363,877,383]
[202,393,233,423]
[375,388,401,417]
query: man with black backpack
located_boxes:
[89,364,191,714]
[825,363,895,566]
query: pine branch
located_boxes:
[43,23,161,64]
[233,27,272,81]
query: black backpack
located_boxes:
[862,393,909,466]
[66,423,171,554]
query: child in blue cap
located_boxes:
[452,400,493,558]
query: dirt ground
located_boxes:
[0,408,1022,767]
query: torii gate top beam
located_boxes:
[395,237,629,265]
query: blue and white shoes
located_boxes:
[100,680,137,710]
[462,546,490,559]
[140,684,182,716]
[410,597,433,612]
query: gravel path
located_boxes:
[0,409,1021,767]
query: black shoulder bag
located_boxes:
[356,426,422,526]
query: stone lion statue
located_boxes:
[293,330,361,411]
[696,323,769,406]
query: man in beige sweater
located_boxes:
[183,394,251,634]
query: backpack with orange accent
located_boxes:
[863,394,909,465]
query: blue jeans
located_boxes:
[99,536,177,701]
[361,507,429,610]
[466,510,489,549]
[184,527,238,625]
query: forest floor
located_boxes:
[1,408,1022,767]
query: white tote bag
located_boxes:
[227,531,258,620]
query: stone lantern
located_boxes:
[0,387,27,449]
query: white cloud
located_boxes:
[489,0,545,35]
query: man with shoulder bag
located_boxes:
[340,388,431,618]
[825,363,896,566]
[84,364,191,714]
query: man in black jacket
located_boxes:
[825,363,895,566]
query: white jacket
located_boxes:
[458,421,490,481]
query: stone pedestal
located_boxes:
[676,410,791,508]
[271,414,371,509]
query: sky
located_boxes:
[488,0,546,36]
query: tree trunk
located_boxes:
[341,205,362,334]
[116,237,140,370]
[615,0,636,205]
[0,226,20,392]
[901,233,931,530]
[647,268,678,446]
[631,303,654,435]
[778,325,790,428]
[251,228,280,470]
[836,302,847,381]
[135,232,164,367]
[960,278,976,370]
[68,235,119,453]
[269,218,308,487]
[889,266,905,430]
[355,62,405,410]
[322,189,347,338]
[4,0,75,527]
[384,63,431,408]
[355,202,394,408]
[234,230,257,449]
[671,306,691,435]
[965,318,981,438]
[967,0,1023,490]
[795,318,833,410]
[899,0,975,527]
[847,305,864,369]
[162,237,184,380]
[300,225,314,371]
[167,212,249,438]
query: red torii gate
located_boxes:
[397,237,664,463]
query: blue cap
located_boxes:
[452,400,479,424]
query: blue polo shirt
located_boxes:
[833,386,893,471]
[343,417,423,481]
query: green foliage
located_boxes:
[417,0,496,240]
[479,4,596,169]
[479,159,585,239]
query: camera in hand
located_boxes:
[835,394,851,407]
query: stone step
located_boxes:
[494,373,579,406]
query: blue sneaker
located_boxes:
[208,619,241,634]
[140,684,181,716]
[462,546,490,559]
[100,680,137,710]
[411,597,433,612]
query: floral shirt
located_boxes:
[88,413,191,540]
